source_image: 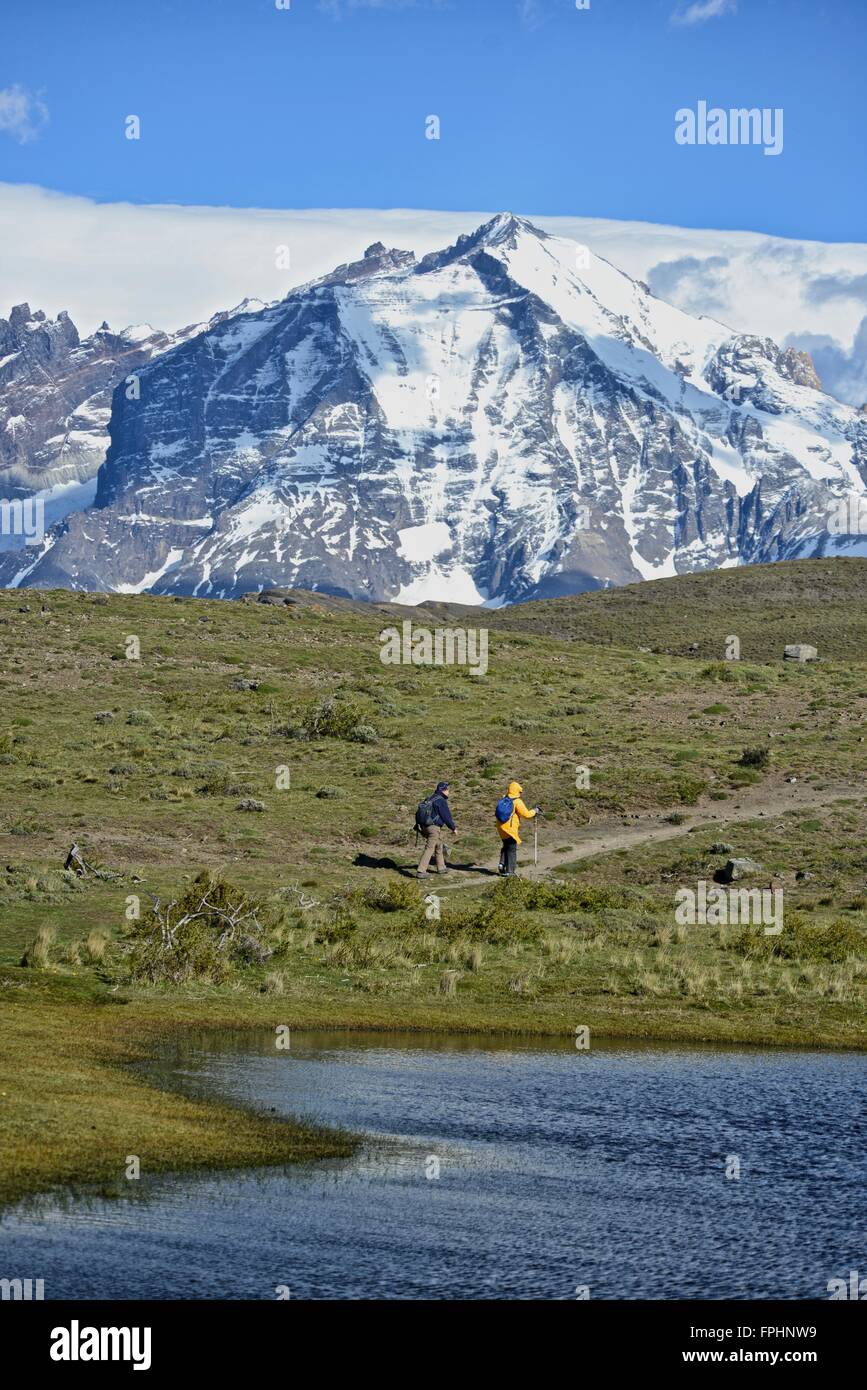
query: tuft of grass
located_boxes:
[261,970,286,995]
[84,928,110,963]
[20,923,55,968]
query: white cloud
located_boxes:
[1,182,866,405]
[0,85,49,144]
[671,0,737,26]
[785,319,867,408]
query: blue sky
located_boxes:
[0,0,864,240]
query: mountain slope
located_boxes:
[476,555,867,663]
[0,299,266,557]
[228,556,867,664]
[4,215,866,600]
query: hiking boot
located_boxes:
[416,871,430,879]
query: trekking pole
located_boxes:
[534,817,538,866]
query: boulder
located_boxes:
[716,857,763,884]
[784,644,818,662]
[257,589,298,607]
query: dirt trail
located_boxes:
[435,777,866,892]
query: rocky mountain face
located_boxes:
[0,300,265,556]
[3,215,866,599]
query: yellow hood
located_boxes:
[507,781,522,797]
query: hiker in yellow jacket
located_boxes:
[496,780,540,877]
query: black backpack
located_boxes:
[415,796,437,831]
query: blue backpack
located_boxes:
[495,794,514,824]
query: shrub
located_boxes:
[304,696,364,740]
[732,917,865,963]
[490,876,633,914]
[126,709,154,726]
[276,721,308,740]
[674,776,706,805]
[348,724,378,744]
[364,879,422,912]
[701,662,738,683]
[316,903,359,945]
[739,746,770,770]
[196,772,253,797]
[124,873,274,984]
[9,818,42,836]
[424,894,544,945]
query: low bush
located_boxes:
[316,903,359,945]
[739,746,770,770]
[196,772,254,798]
[124,873,275,984]
[732,917,865,963]
[364,879,422,912]
[490,876,634,913]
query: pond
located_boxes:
[2,1031,864,1299]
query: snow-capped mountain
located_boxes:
[0,299,266,553]
[4,214,867,601]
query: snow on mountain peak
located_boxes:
[2,214,863,605]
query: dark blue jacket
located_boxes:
[429,791,455,831]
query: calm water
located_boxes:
[2,1031,865,1300]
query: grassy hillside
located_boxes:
[420,557,867,663]
[1,558,865,1204]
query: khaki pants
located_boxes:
[417,825,446,874]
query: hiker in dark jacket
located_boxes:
[416,781,458,877]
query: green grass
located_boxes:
[1,559,866,1206]
[465,557,867,663]
[0,970,356,1210]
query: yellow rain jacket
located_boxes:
[496,781,537,844]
